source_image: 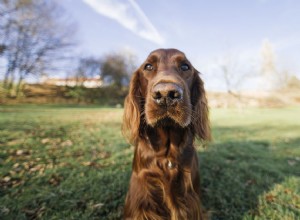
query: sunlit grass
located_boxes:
[0,105,299,219]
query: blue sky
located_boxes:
[60,0,300,90]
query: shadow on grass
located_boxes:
[199,137,299,220]
[96,133,300,219]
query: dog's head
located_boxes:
[123,49,210,144]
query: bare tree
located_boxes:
[0,0,76,95]
[259,39,294,91]
[76,57,101,77]
[69,56,101,87]
[260,39,278,91]
[101,52,136,88]
[0,0,26,86]
[216,51,253,95]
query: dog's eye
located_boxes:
[144,64,153,71]
[180,64,190,71]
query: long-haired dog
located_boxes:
[123,49,210,220]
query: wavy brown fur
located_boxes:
[122,49,210,220]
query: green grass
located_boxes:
[0,105,299,220]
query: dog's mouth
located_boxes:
[145,103,192,128]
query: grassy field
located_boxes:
[0,105,299,220]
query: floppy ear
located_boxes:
[122,69,142,145]
[191,71,211,141]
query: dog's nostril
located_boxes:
[168,90,181,100]
[153,91,162,100]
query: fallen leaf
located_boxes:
[245,179,257,186]
[41,138,50,144]
[16,150,24,156]
[92,203,104,209]
[265,194,276,202]
[61,140,73,147]
[82,161,92,166]
[15,149,31,156]
[48,174,63,186]
[284,188,292,194]
[3,176,11,182]
[81,161,103,168]
[13,163,20,169]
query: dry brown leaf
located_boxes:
[61,140,73,147]
[265,194,276,203]
[3,176,11,182]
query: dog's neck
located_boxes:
[146,125,191,152]
[133,124,194,172]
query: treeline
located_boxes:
[17,84,128,106]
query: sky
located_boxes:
[60,0,300,91]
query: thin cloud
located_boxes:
[82,0,165,45]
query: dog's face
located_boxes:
[123,48,210,143]
[141,49,195,127]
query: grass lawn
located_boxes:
[0,105,299,220]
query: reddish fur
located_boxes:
[122,49,210,220]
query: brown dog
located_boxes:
[123,49,210,220]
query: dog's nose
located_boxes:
[152,83,183,106]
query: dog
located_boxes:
[122,48,210,220]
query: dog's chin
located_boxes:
[147,113,191,128]
[154,117,183,128]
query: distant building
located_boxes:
[40,75,103,88]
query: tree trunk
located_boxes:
[16,75,24,97]
[3,66,12,89]
[7,70,15,92]
[3,71,10,89]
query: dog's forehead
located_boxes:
[147,48,186,61]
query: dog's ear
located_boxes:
[191,71,211,141]
[122,69,142,145]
